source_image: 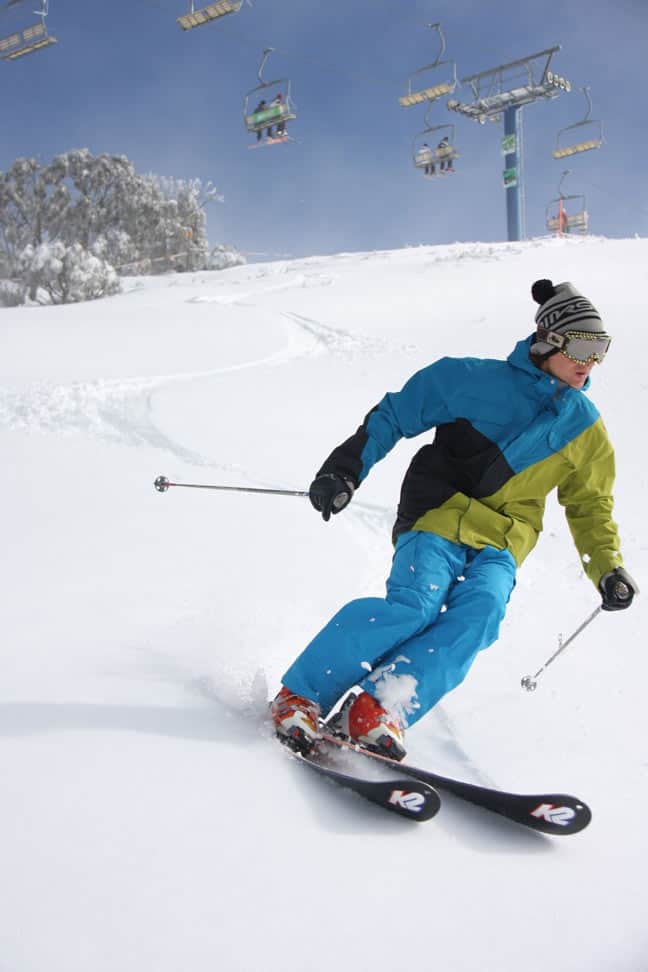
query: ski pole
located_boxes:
[154,474,309,499]
[520,605,602,692]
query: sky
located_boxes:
[1,234,647,971]
[1,0,647,258]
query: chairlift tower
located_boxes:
[448,47,571,242]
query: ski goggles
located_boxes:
[537,328,612,364]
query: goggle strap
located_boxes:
[537,327,566,349]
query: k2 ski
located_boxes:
[320,731,592,836]
[279,738,441,822]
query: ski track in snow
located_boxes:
[183,269,336,304]
[0,303,410,456]
[424,706,496,787]
[0,320,304,464]
[280,310,414,357]
[0,300,414,489]
[0,378,214,465]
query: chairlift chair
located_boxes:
[546,193,589,235]
[413,117,459,178]
[399,22,457,108]
[546,170,589,234]
[243,48,297,146]
[0,0,57,60]
[177,0,242,31]
[552,86,603,159]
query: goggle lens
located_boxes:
[562,332,611,364]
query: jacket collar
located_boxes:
[507,334,592,392]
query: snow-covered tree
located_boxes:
[209,243,247,270]
[0,280,27,307]
[0,157,69,269]
[91,228,139,272]
[0,150,230,303]
[18,241,120,304]
[146,174,223,272]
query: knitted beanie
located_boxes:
[530,279,606,356]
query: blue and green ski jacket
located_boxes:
[317,335,623,589]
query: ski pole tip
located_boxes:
[520,675,537,693]
[154,475,170,493]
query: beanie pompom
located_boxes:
[531,279,555,305]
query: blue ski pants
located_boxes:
[282,531,517,726]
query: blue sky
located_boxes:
[2,0,646,259]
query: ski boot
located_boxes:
[327,691,406,761]
[271,685,321,755]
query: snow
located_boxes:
[1,235,647,971]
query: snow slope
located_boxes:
[1,236,646,972]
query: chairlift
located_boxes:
[546,171,588,235]
[552,86,603,159]
[412,111,459,178]
[243,48,297,148]
[0,0,57,60]
[177,0,242,31]
[399,22,457,108]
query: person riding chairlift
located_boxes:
[269,92,286,139]
[437,135,454,172]
[254,99,267,141]
[420,142,435,177]
[558,207,570,235]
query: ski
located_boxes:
[279,739,441,822]
[248,135,290,149]
[320,731,592,836]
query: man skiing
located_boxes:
[271,279,638,759]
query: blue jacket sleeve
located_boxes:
[317,359,455,485]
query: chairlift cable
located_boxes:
[154,0,437,90]
[227,27,410,90]
[575,174,648,218]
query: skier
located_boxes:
[271,279,638,758]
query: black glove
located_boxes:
[599,567,639,611]
[309,473,355,522]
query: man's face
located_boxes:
[543,352,596,389]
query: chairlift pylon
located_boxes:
[243,47,297,148]
[399,22,457,108]
[553,85,603,159]
[546,170,589,235]
[412,107,459,178]
[177,0,243,31]
[0,0,57,60]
